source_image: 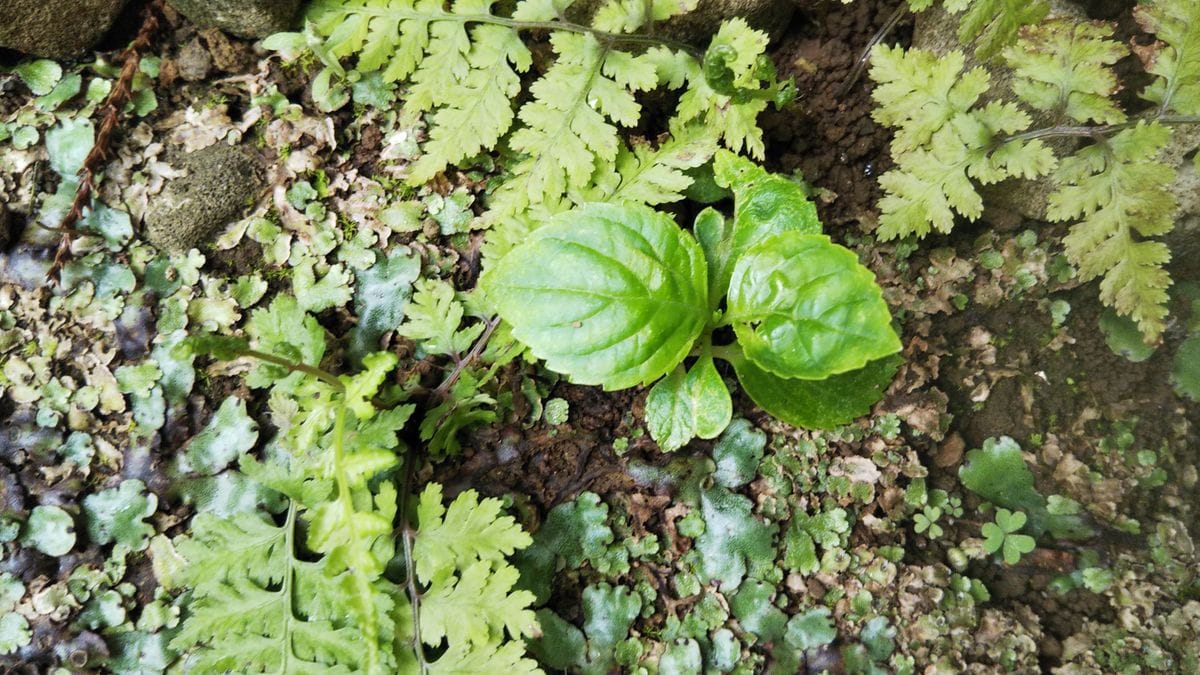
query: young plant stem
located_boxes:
[47,0,162,281]
[397,430,428,673]
[839,2,909,98]
[1001,114,1200,144]
[240,348,346,393]
[433,315,501,400]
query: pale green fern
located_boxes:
[265,1,787,223]
[870,1,1200,342]
[172,297,539,674]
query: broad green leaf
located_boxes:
[484,203,707,390]
[695,487,776,590]
[785,607,837,652]
[960,437,1093,539]
[15,59,62,95]
[645,353,732,452]
[727,233,900,380]
[349,248,420,365]
[45,117,94,177]
[731,580,787,643]
[703,150,820,301]
[731,352,900,430]
[82,479,157,551]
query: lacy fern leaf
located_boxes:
[1003,19,1126,124]
[1047,123,1177,341]
[1135,0,1200,116]
[942,0,1050,60]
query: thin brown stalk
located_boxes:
[47,0,162,281]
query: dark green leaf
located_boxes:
[731,351,900,429]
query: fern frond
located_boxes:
[414,484,533,582]
[1004,19,1126,124]
[1047,122,1177,342]
[585,130,718,204]
[171,509,376,674]
[397,278,484,357]
[869,45,989,154]
[671,18,772,158]
[1135,0,1200,116]
[943,0,1050,60]
[412,484,540,672]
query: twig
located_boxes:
[838,2,909,98]
[46,0,162,281]
[1001,114,1200,145]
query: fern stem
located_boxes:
[280,501,298,673]
[1001,114,1200,144]
[240,347,346,393]
[330,403,383,674]
[838,2,909,98]
[338,6,701,56]
[433,315,501,400]
[401,525,428,674]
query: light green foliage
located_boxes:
[0,574,29,655]
[730,580,787,644]
[1003,20,1126,124]
[941,0,1050,60]
[485,159,900,450]
[695,486,777,589]
[14,59,63,95]
[871,6,1200,342]
[870,44,1054,239]
[414,485,540,673]
[175,302,538,673]
[531,583,642,674]
[645,355,731,451]
[1046,122,1176,342]
[982,508,1037,564]
[711,418,766,489]
[397,278,483,358]
[269,0,784,222]
[914,505,944,538]
[784,507,851,575]
[82,480,157,551]
[785,607,837,652]
[21,505,75,556]
[1134,0,1200,116]
[960,436,1093,539]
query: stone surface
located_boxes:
[144,144,263,253]
[0,0,127,59]
[167,0,302,38]
[175,38,213,82]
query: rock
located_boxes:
[175,38,212,82]
[144,143,263,253]
[167,0,302,38]
[0,0,127,59]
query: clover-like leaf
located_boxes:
[645,353,732,452]
[727,233,900,380]
[484,203,708,390]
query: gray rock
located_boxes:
[167,0,302,39]
[175,38,213,82]
[144,144,263,253]
[0,0,126,59]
